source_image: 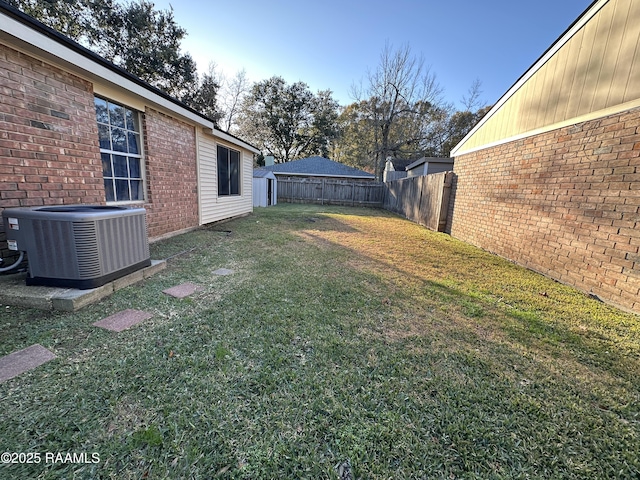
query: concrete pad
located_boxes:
[144,260,167,278]
[0,260,167,311]
[0,344,56,383]
[93,309,153,332]
[0,273,63,309]
[112,269,145,291]
[162,282,203,298]
[52,283,114,312]
[213,268,234,276]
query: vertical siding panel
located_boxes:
[622,1,640,103]
[540,53,559,127]
[607,0,635,106]
[531,58,549,129]
[517,80,533,134]
[566,20,595,120]
[576,11,608,117]
[587,4,616,113]
[553,28,582,124]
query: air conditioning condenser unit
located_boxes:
[2,205,151,289]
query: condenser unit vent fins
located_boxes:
[2,205,151,289]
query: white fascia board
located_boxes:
[0,12,212,129]
[450,0,608,157]
[204,128,260,154]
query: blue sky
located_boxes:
[153,0,594,109]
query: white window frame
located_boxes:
[95,96,145,204]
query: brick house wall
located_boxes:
[0,44,103,262]
[447,107,640,312]
[142,108,198,238]
[0,43,202,266]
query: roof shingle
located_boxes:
[262,156,375,179]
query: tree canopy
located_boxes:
[237,76,339,162]
[8,2,487,160]
[8,0,200,105]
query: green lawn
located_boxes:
[1,204,639,479]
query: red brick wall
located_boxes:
[448,107,640,312]
[0,44,104,208]
[142,108,199,238]
[0,44,103,261]
[1,44,201,263]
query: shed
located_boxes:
[405,157,453,178]
[383,158,412,181]
[253,169,277,207]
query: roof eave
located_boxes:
[0,2,261,153]
[450,0,605,157]
[271,172,375,179]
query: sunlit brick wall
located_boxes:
[448,107,640,313]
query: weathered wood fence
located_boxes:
[383,171,453,232]
[277,178,384,207]
[275,172,454,232]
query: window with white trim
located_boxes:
[95,96,144,202]
[217,145,240,196]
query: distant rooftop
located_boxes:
[262,156,375,179]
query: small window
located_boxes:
[217,145,240,196]
[95,96,144,202]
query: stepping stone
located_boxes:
[0,344,56,383]
[162,282,203,298]
[213,268,234,276]
[93,309,153,332]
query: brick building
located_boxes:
[0,3,259,263]
[448,0,640,313]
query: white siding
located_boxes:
[198,132,253,225]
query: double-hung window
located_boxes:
[217,145,240,196]
[95,96,144,202]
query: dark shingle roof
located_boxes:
[262,156,375,179]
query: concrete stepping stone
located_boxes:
[0,344,56,383]
[162,282,203,298]
[93,309,153,332]
[213,268,234,276]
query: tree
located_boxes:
[351,42,447,179]
[438,80,491,155]
[219,69,250,133]
[331,101,377,172]
[8,0,199,103]
[440,105,492,155]
[186,63,223,124]
[237,76,340,162]
[105,0,199,101]
[6,0,93,39]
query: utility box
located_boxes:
[2,205,151,289]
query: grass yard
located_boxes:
[1,204,639,479]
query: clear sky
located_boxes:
[152,0,594,109]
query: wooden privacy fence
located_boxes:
[275,173,454,232]
[277,177,384,207]
[383,171,453,232]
